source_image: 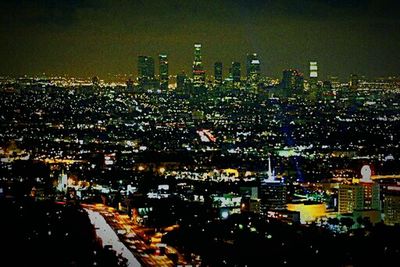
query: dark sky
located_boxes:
[1,0,399,80]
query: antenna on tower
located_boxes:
[267,156,273,180]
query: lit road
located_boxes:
[83,204,195,267]
[85,208,142,267]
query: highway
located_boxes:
[85,208,142,267]
[83,204,196,267]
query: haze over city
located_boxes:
[1,0,400,79]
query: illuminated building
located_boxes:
[338,165,381,214]
[287,202,327,224]
[240,186,258,199]
[159,54,168,90]
[382,185,400,226]
[259,157,287,212]
[230,62,241,84]
[57,171,68,193]
[240,186,260,214]
[267,210,301,224]
[309,61,318,89]
[246,53,261,85]
[260,178,287,212]
[192,43,205,89]
[282,69,304,90]
[212,194,242,219]
[138,55,155,86]
[214,62,223,85]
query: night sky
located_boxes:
[1,0,399,80]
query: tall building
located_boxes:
[259,157,287,213]
[192,43,205,88]
[309,61,318,89]
[159,54,169,90]
[138,56,155,86]
[230,62,241,84]
[214,62,223,85]
[282,69,304,91]
[338,165,381,214]
[383,185,400,226]
[246,53,261,84]
[176,71,187,92]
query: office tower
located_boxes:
[338,183,381,213]
[246,53,261,84]
[138,56,155,86]
[159,54,169,90]
[309,61,318,79]
[338,165,381,214]
[309,61,318,89]
[214,62,223,85]
[230,62,241,83]
[259,157,287,213]
[176,71,187,92]
[260,177,287,212]
[192,43,205,88]
[349,74,359,90]
[282,69,304,90]
[383,185,400,225]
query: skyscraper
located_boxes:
[138,56,155,86]
[176,71,187,92]
[230,62,241,84]
[338,166,381,214]
[159,54,169,90]
[259,157,287,213]
[192,43,205,89]
[246,53,261,85]
[338,183,381,214]
[214,62,223,86]
[383,185,400,226]
[309,61,318,89]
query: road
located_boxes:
[85,208,142,267]
[83,203,197,267]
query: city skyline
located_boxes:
[2,1,400,266]
[1,0,400,79]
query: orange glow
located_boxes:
[287,203,327,224]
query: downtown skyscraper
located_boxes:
[214,62,223,86]
[192,43,206,89]
[138,55,155,87]
[309,61,318,89]
[159,54,169,90]
[246,53,261,85]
